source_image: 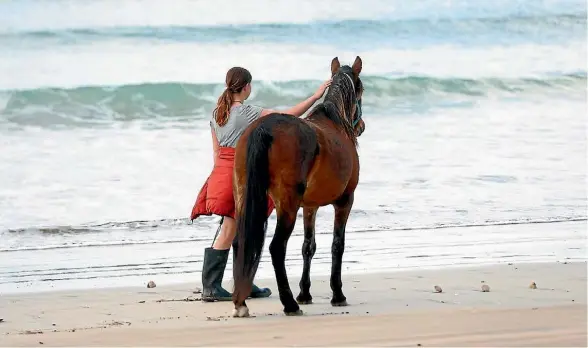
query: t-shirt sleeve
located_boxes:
[242,104,263,123]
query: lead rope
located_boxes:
[210,216,224,247]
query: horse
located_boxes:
[231,56,365,317]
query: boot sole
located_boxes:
[202,296,233,302]
[249,289,272,299]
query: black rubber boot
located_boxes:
[201,247,232,302]
[231,248,272,299]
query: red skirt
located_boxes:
[190,147,274,220]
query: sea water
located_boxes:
[0,0,586,293]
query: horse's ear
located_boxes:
[331,57,340,76]
[352,56,362,77]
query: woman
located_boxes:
[191,67,331,302]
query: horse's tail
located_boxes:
[232,124,273,303]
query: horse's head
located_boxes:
[330,56,365,137]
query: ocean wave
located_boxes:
[1,73,585,128]
[1,13,584,47]
[2,215,586,253]
[1,0,584,34]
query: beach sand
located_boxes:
[1,261,586,347]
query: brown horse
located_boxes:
[231,56,365,317]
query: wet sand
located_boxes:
[1,262,586,347]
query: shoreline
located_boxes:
[0,258,580,297]
[2,219,585,295]
[1,261,585,346]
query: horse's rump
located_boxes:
[236,114,320,198]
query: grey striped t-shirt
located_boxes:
[210,104,263,148]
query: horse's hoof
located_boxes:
[331,299,348,307]
[284,309,304,316]
[232,306,250,318]
[296,294,313,305]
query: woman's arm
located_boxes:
[260,79,332,118]
[261,95,318,118]
[211,127,220,164]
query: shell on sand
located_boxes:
[529,281,537,289]
[147,280,156,288]
[481,284,490,292]
[434,285,442,293]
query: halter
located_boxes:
[341,72,363,128]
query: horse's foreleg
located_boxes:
[296,206,318,305]
[330,193,353,307]
[270,205,302,315]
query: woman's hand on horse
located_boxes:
[259,79,332,118]
[313,79,332,100]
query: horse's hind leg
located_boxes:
[330,193,354,307]
[296,206,317,305]
[270,201,302,315]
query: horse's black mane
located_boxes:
[308,65,359,146]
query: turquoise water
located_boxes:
[0,0,586,293]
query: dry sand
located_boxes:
[1,261,586,347]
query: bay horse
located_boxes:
[231,56,365,317]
